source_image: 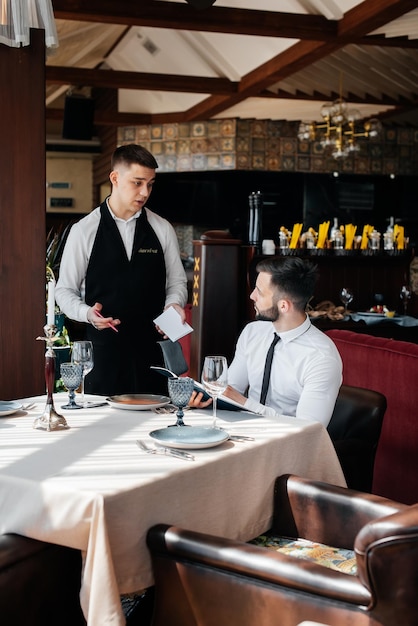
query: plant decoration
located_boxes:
[46,224,72,348]
[46,224,71,283]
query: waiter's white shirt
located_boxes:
[56,204,187,323]
[228,315,342,427]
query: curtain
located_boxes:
[0,0,58,48]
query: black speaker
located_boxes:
[62,95,95,140]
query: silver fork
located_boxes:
[152,405,177,414]
[136,440,195,461]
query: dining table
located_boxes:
[0,394,346,626]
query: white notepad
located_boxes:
[153,307,194,342]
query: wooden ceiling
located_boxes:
[46,0,418,130]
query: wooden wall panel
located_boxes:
[0,30,46,399]
[92,88,117,207]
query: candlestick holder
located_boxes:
[34,324,69,431]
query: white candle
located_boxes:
[47,279,56,326]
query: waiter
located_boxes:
[56,144,187,396]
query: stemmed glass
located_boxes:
[340,287,354,316]
[400,285,411,316]
[60,362,83,409]
[167,377,194,427]
[71,341,94,407]
[202,356,228,428]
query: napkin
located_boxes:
[344,224,357,250]
[289,223,303,249]
[361,225,374,250]
[153,307,193,342]
[316,221,330,249]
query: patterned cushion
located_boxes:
[249,535,357,575]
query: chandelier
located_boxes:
[298,97,382,159]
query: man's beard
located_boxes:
[255,305,279,322]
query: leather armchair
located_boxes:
[327,384,386,492]
[0,533,85,626]
[147,474,418,626]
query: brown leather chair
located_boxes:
[327,384,387,493]
[147,474,418,626]
[0,533,85,626]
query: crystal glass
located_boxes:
[400,285,411,315]
[60,362,83,409]
[202,356,228,427]
[340,287,354,315]
[167,377,194,427]
[71,341,94,407]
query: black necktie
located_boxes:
[260,333,280,405]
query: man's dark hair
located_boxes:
[111,144,159,170]
[256,256,318,311]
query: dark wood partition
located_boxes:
[0,30,46,399]
[190,236,243,379]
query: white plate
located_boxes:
[149,426,229,450]
[0,400,23,417]
[107,394,170,411]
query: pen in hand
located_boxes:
[95,310,119,333]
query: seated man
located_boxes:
[192,256,342,427]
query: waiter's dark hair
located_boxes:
[256,256,318,311]
[111,144,159,170]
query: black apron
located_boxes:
[84,202,167,396]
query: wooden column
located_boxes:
[0,30,46,399]
[190,236,242,379]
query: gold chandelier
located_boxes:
[298,95,382,159]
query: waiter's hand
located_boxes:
[87,302,121,331]
[165,303,186,323]
[155,303,186,336]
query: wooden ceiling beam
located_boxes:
[182,0,417,120]
[266,88,403,106]
[52,0,418,47]
[338,0,418,40]
[52,0,336,40]
[358,35,418,48]
[46,66,238,94]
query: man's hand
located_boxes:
[222,385,246,407]
[188,385,246,409]
[87,302,121,331]
[188,390,213,409]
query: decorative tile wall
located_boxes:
[118,119,418,176]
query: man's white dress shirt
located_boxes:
[228,315,342,427]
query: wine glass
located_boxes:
[167,377,194,427]
[202,356,228,428]
[60,362,83,409]
[400,285,411,315]
[71,341,94,407]
[340,287,354,316]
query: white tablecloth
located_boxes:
[0,395,346,625]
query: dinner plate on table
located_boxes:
[0,400,23,417]
[107,394,170,411]
[149,426,229,450]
